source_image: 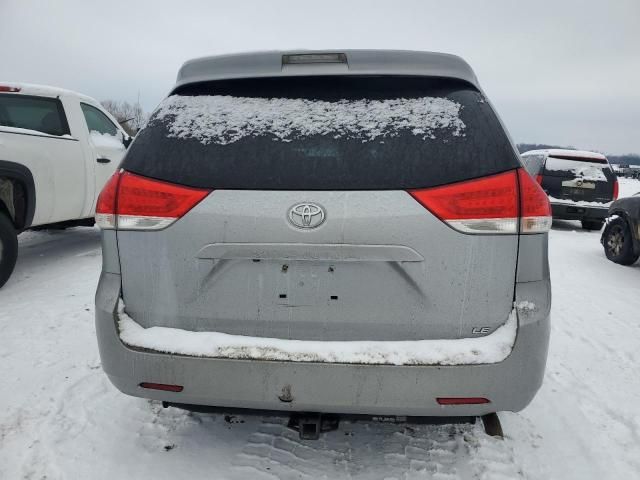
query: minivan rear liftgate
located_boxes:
[100,167,548,344]
[100,76,541,343]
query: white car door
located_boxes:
[0,93,86,224]
[79,103,127,212]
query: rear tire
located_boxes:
[581,219,604,231]
[603,218,639,265]
[0,212,19,288]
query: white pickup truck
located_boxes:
[0,83,130,287]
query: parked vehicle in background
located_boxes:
[521,149,618,230]
[601,193,640,265]
[614,164,640,179]
[95,50,552,438]
[0,83,131,287]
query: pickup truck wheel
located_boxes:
[603,218,639,265]
[0,212,19,288]
[581,219,604,231]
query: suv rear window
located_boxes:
[0,94,70,136]
[544,156,613,182]
[123,77,520,190]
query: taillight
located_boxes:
[408,170,519,234]
[518,169,552,233]
[0,85,21,92]
[408,168,551,234]
[95,170,211,230]
[95,171,121,229]
[613,178,619,200]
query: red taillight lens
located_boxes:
[613,179,619,200]
[95,170,211,230]
[117,172,205,217]
[436,397,490,405]
[139,382,184,392]
[408,170,519,234]
[518,169,552,233]
[0,85,21,92]
[408,168,552,234]
[95,171,121,229]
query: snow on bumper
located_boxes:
[96,273,549,414]
[117,300,517,366]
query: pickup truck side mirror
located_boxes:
[122,134,133,148]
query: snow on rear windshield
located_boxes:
[545,157,610,182]
[152,94,466,145]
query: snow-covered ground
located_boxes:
[1,180,639,480]
[618,176,640,198]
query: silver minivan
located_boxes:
[95,50,551,436]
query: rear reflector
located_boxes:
[613,179,619,200]
[0,85,21,92]
[408,169,551,234]
[96,170,211,230]
[437,397,490,405]
[139,382,184,392]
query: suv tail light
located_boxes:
[408,168,551,234]
[96,170,211,230]
[613,178,619,200]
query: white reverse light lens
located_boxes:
[116,215,177,231]
[520,216,552,234]
[446,217,518,234]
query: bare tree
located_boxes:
[101,99,148,136]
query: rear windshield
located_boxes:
[0,94,70,136]
[544,156,614,182]
[122,77,520,190]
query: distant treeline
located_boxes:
[516,144,640,166]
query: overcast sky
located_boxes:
[1,0,638,154]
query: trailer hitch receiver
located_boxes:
[288,413,340,440]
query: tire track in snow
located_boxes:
[232,418,524,479]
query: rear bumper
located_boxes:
[96,272,550,416]
[551,202,608,221]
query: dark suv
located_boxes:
[521,149,619,230]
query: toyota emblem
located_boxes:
[288,203,326,229]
